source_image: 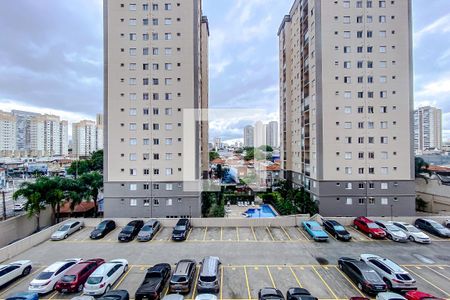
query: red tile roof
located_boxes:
[428,165,450,172]
[59,201,95,213]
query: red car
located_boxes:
[405,291,445,300]
[353,217,386,239]
[55,258,105,293]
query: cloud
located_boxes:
[414,13,450,46]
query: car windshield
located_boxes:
[96,222,107,230]
[386,224,400,231]
[431,223,445,229]
[87,276,103,284]
[367,223,380,229]
[122,226,133,233]
[36,272,53,280]
[175,225,186,231]
[61,275,76,282]
[200,275,216,282]
[364,270,381,282]
[311,226,322,231]
[334,225,346,231]
[58,225,70,231]
[141,225,153,231]
[406,225,420,233]
[171,275,187,283]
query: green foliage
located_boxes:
[415,157,431,183]
[78,171,103,216]
[209,151,220,161]
[258,145,273,152]
[201,192,225,217]
[13,181,47,232]
[416,196,427,212]
[67,150,103,177]
[234,148,244,154]
[244,148,254,161]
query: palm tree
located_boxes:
[79,171,103,217]
[13,181,46,232]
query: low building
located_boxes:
[416,165,450,214]
[0,168,6,189]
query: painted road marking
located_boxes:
[244,266,251,300]
[203,227,208,241]
[404,266,449,296]
[311,266,338,300]
[0,266,45,297]
[114,265,133,289]
[289,266,303,288]
[281,226,292,240]
[334,266,365,297]
[266,227,275,241]
[266,266,276,288]
[251,227,257,241]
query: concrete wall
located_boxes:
[416,178,450,213]
[0,208,53,248]
[310,214,450,226]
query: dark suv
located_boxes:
[169,259,196,293]
[118,220,144,242]
[338,257,387,294]
[172,219,191,241]
[414,218,450,238]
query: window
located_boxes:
[344,46,351,53]
[344,91,352,99]
[129,48,137,56]
[344,106,352,114]
[380,61,387,68]
[381,198,388,205]
[356,16,363,23]
[152,3,158,10]
[379,15,386,23]
[143,3,149,10]
[153,184,160,190]
[381,167,389,175]
[129,33,137,41]
[165,18,172,25]
[367,31,373,38]
[345,137,352,144]
[356,1,363,8]
[164,3,172,10]
[152,18,159,25]
[130,168,137,176]
[166,168,173,175]
[381,137,388,144]
[165,138,173,145]
[344,61,351,69]
[381,151,388,159]
[165,63,172,70]
[344,122,352,129]
[129,18,137,26]
[143,33,149,41]
[129,138,137,145]
[130,199,137,206]
[358,198,365,205]
[346,198,353,205]
[154,199,160,206]
[152,48,159,55]
[153,168,160,175]
[345,167,352,175]
[165,48,172,55]
[381,183,388,190]
[129,108,137,116]
[143,153,150,160]
[343,1,350,8]
[129,4,136,10]
[153,153,159,160]
[379,30,387,37]
[380,121,388,129]
[345,183,352,189]
[165,153,173,160]
[165,123,173,130]
[166,184,173,191]
[345,152,352,160]
[344,31,351,38]
[144,199,150,206]
[165,108,172,115]
[380,91,387,98]
[165,78,172,85]
[165,93,173,100]
[379,0,386,8]
[357,107,364,113]
[129,184,137,191]
[143,18,149,25]
[152,33,159,40]
[367,16,373,23]
[368,198,375,205]
[343,16,351,24]
[357,31,363,38]
[129,153,137,161]
[129,93,137,100]
[165,33,172,40]
[380,46,387,53]
[166,198,173,206]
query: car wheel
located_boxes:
[368,233,373,238]
[387,234,392,240]
[124,264,129,272]
[334,234,338,239]
[78,284,84,292]
[64,234,68,239]
[105,285,111,293]
[22,266,31,276]
[338,263,343,269]
[384,279,392,290]
[357,283,363,291]
[409,236,415,242]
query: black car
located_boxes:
[258,288,284,300]
[90,220,116,240]
[286,288,318,300]
[322,220,351,241]
[99,290,130,300]
[172,219,191,241]
[135,263,171,300]
[338,257,387,295]
[118,220,144,242]
[414,218,450,238]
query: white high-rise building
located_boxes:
[11,110,39,152]
[243,125,254,147]
[414,106,442,153]
[279,0,415,216]
[72,120,98,157]
[254,121,266,147]
[266,121,279,148]
[29,114,68,157]
[103,0,209,217]
[96,113,104,151]
[0,111,17,156]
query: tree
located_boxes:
[258,145,273,152]
[209,151,220,161]
[244,148,254,161]
[416,196,427,212]
[90,150,104,172]
[415,157,431,183]
[67,150,104,177]
[13,181,47,232]
[79,171,103,217]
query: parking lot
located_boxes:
[0,225,449,300]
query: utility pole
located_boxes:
[2,191,6,220]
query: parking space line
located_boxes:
[281,227,292,241]
[266,266,276,288]
[404,266,450,296]
[0,266,45,297]
[114,265,133,289]
[243,266,251,300]
[203,227,208,241]
[186,228,193,240]
[426,266,450,281]
[220,227,223,241]
[236,227,240,242]
[191,266,201,299]
[289,266,303,288]
[296,226,310,240]
[152,226,163,240]
[311,266,338,300]
[220,265,224,300]
[334,266,365,297]
[47,291,58,300]
[266,227,275,241]
[251,227,257,241]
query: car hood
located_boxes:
[312,230,328,237]
[437,228,450,236]
[136,281,161,292]
[91,229,103,235]
[138,231,152,237]
[391,230,407,238]
[411,232,429,238]
[52,231,66,238]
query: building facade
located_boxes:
[243,125,254,148]
[103,0,209,218]
[266,121,279,148]
[254,121,266,147]
[29,114,68,157]
[414,106,442,154]
[279,0,415,216]
[0,111,17,157]
[72,120,98,157]
[11,110,40,152]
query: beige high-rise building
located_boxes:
[279,0,415,216]
[72,120,98,157]
[414,106,442,153]
[103,0,209,217]
[30,114,68,157]
[0,111,17,157]
[243,125,254,147]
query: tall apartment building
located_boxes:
[243,125,254,147]
[72,120,98,157]
[11,110,39,152]
[96,113,104,150]
[266,121,279,148]
[279,0,415,216]
[103,0,209,218]
[30,114,68,157]
[254,121,266,147]
[60,120,69,156]
[414,106,442,154]
[0,111,17,156]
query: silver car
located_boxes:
[392,222,431,244]
[376,292,406,300]
[375,221,408,242]
[51,220,84,240]
[137,219,161,242]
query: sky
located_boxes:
[1,0,450,142]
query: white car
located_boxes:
[163,295,185,300]
[83,259,128,296]
[13,203,25,211]
[0,260,32,286]
[51,220,84,241]
[195,294,217,300]
[375,221,408,242]
[29,259,81,294]
[360,254,416,291]
[376,292,406,300]
[393,222,431,244]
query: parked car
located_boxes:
[29,258,82,294]
[55,258,105,293]
[118,220,144,242]
[354,217,386,239]
[414,218,450,238]
[322,219,351,241]
[83,259,129,296]
[374,221,408,243]
[172,219,191,241]
[197,256,221,293]
[195,295,217,300]
[302,221,329,242]
[51,221,84,240]
[90,220,116,240]
[286,287,318,300]
[392,222,431,244]
[5,292,39,300]
[99,290,130,300]
[349,298,370,300]
[135,263,171,300]
[405,291,445,300]
[258,288,284,300]
[169,259,197,293]
[338,257,387,294]
[137,220,161,242]
[13,203,25,211]
[376,292,406,300]
[162,295,184,300]
[0,260,32,287]
[359,254,416,291]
